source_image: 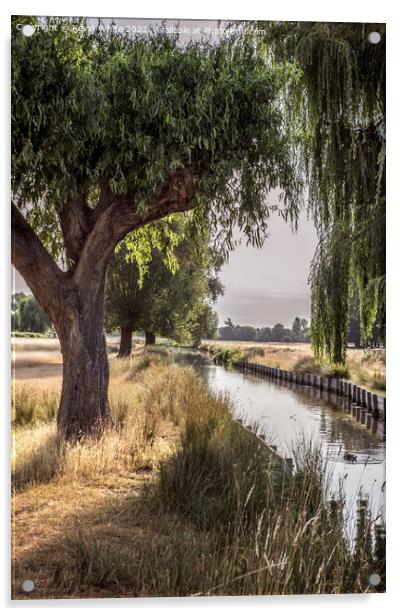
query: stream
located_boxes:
[174,349,386,527]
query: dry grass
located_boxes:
[11,340,385,598]
[12,358,181,493]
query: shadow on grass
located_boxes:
[12,431,64,492]
[11,457,386,600]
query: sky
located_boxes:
[214,210,317,328]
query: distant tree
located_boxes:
[106,217,222,354]
[188,304,219,347]
[11,310,19,331]
[219,318,311,343]
[256,327,273,342]
[15,295,51,333]
[11,292,25,330]
[271,323,286,342]
[219,324,257,341]
[292,316,309,342]
[292,317,302,340]
[11,292,25,311]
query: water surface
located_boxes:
[175,350,386,524]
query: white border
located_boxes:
[2,1,402,614]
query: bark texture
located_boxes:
[118,325,133,357]
[56,280,111,440]
[145,331,156,346]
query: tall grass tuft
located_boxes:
[11,356,178,492]
[293,355,350,379]
[58,436,385,596]
[12,386,59,426]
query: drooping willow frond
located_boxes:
[255,22,385,362]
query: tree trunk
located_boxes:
[118,325,133,357]
[11,171,197,441]
[57,283,111,441]
[145,331,156,346]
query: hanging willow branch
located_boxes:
[253,21,386,362]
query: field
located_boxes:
[11,339,385,598]
[203,341,386,394]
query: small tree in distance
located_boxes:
[106,216,222,354]
[12,293,51,333]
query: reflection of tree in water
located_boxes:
[290,386,384,452]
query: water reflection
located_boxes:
[174,350,385,521]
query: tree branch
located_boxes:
[11,202,67,324]
[58,193,93,266]
[73,170,197,287]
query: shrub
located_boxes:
[328,364,350,379]
[293,356,350,379]
[12,331,49,338]
[293,356,323,374]
[211,346,244,368]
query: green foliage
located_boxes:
[188,303,219,347]
[12,293,51,333]
[293,355,350,379]
[259,22,386,363]
[11,331,51,339]
[106,213,221,344]
[211,346,244,368]
[12,17,302,259]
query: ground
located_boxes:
[11,338,384,598]
[12,338,183,598]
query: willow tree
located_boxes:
[12,18,301,439]
[260,22,386,363]
[106,215,222,354]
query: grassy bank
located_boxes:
[12,345,385,598]
[203,342,386,395]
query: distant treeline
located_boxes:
[218,313,382,348]
[218,317,310,343]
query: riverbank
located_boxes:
[202,341,386,395]
[12,344,385,597]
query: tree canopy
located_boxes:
[12,17,302,266]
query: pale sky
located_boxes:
[214,210,316,328]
